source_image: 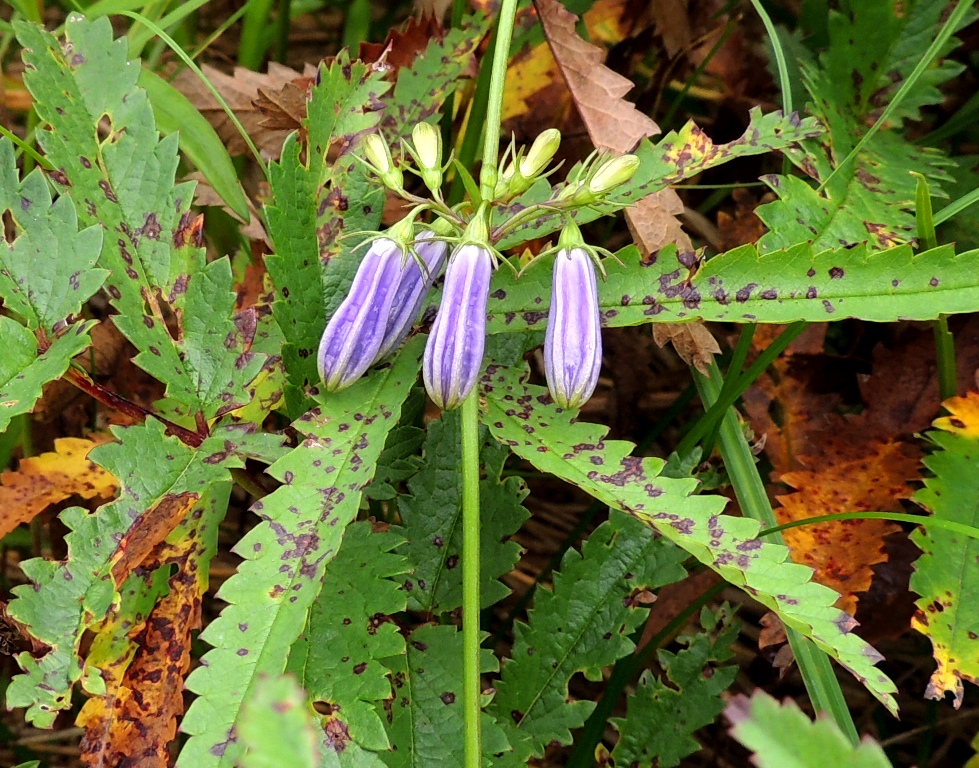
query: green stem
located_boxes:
[695,362,860,745]
[458,6,520,764]
[479,0,518,201]
[461,393,482,768]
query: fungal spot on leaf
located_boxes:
[828,266,845,279]
[930,277,940,287]
[353,662,367,675]
[490,288,507,300]
[736,284,758,303]
[446,555,459,569]
[822,299,835,313]
[440,691,456,705]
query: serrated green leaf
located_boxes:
[910,394,979,707]
[381,625,512,768]
[610,610,739,767]
[140,68,250,221]
[364,422,424,501]
[239,674,318,768]
[496,109,823,248]
[490,512,686,758]
[4,419,267,727]
[132,255,267,419]
[17,16,197,308]
[727,691,892,768]
[756,2,969,252]
[483,242,979,333]
[397,411,529,613]
[0,318,95,435]
[180,339,423,768]
[0,139,106,331]
[480,360,898,714]
[289,522,410,752]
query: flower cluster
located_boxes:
[318,126,638,411]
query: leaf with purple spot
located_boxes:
[480,359,897,714]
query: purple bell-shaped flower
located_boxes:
[423,242,493,410]
[544,243,602,409]
[372,231,448,364]
[317,237,407,391]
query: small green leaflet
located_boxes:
[0,315,95,435]
[0,139,106,332]
[611,608,739,767]
[180,339,423,768]
[381,625,512,768]
[397,412,529,613]
[289,522,409,752]
[480,360,898,714]
[380,19,483,141]
[910,396,979,708]
[16,16,197,310]
[490,512,687,759]
[727,691,893,768]
[756,2,965,252]
[4,419,276,727]
[483,242,979,333]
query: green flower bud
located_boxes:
[519,128,561,178]
[588,154,639,195]
[363,134,404,191]
[411,122,443,194]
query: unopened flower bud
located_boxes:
[318,238,405,391]
[519,128,561,178]
[411,122,444,194]
[373,231,448,363]
[588,154,639,195]
[423,243,493,409]
[363,134,404,191]
[545,246,602,409]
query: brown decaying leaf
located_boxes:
[78,531,207,768]
[109,492,200,587]
[0,436,117,540]
[171,63,317,159]
[652,322,720,375]
[535,0,659,154]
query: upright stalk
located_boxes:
[461,393,482,768]
[462,3,518,765]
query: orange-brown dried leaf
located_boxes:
[79,534,206,768]
[109,492,199,587]
[0,436,117,540]
[775,436,918,614]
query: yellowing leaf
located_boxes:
[0,436,117,540]
[911,390,979,707]
[775,436,914,615]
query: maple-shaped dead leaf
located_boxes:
[0,436,118,540]
[171,63,317,159]
[78,530,207,768]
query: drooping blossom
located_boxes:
[372,232,448,363]
[544,246,602,409]
[423,243,493,409]
[317,238,407,391]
